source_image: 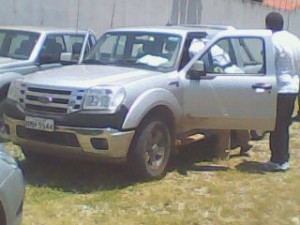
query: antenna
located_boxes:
[76,0,80,33]
[110,0,116,28]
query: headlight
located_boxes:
[0,145,18,168]
[7,80,23,102]
[83,86,126,113]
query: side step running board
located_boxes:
[176,133,206,146]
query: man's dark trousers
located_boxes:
[270,93,297,164]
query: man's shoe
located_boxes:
[262,161,290,172]
[239,144,253,155]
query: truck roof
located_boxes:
[107,24,235,38]
[0,25,89,35]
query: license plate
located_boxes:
[25,116,54,132]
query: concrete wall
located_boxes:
[0,0,299,37]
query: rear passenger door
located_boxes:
[181,30,277,131]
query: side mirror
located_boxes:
[188,60,206,80]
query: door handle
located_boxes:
[252,83,272,90]
[168,81,180,87]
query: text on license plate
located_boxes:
[25,116,54,132]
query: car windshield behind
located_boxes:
[84,32,182,72]
[0,29,40,60]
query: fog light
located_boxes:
[91,138,109,150]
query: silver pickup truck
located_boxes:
[0,26,96,110]
[3,25,277,179]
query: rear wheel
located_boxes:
[0,84,10,142]
[128,117,172,180]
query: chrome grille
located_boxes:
[20,85,85,114]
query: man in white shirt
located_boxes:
[264,12,300,171]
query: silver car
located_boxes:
[0,144,24,225]
[4,26,277,179]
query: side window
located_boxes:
[116,36,126,56]
[200,37,265,75]
[236,38,265,73]
[8,34,29,55]
[39,35,65,64]
[69,35,84,47]
[201,39,238,74]
[0,33,4,47]
[9,33,39,60]
[67,35,85,61]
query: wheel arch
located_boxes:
[122,88,182,131]
[0,72,23,102]
[140,105,176,133]
[0,83,10,102]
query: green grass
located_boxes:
[5,121,300,225]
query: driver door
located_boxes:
[181,30,277,131]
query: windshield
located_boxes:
[0,30,40,60]
[84,32,182,72]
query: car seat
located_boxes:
[14,40,35,58]
[40,38,63,63]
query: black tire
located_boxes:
[128,117,172,180]
[0,202,7,225]
[0,85,10,141]
[250,130,266,140]
[0,84,9,102]
[22,148,47,162]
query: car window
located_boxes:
[39,35,65,64]
[68,35,84,48]
[0,33,4,47]
[0,30,39,60]
[68,35,85,60]
[9,34,29,55]
[200,37,265,75]
[39,34,87,64]
[238,38,264,67]
[85,32,182,72]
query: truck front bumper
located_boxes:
[4,115,135,162]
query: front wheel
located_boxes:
[22,148,48,162]
[128,118,172,180]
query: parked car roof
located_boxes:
[107,24,235,38]
[0,26,89,35]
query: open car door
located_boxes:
[181,30,277,131]
[78,29,96,64]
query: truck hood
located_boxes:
[21,65,160,88]
[0,56,21,66]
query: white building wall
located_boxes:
[0,0,298,37]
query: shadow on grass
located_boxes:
[169,137,230,175]
[235,160,266,174]
[18,158,136,194]
[17,137,243,193]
